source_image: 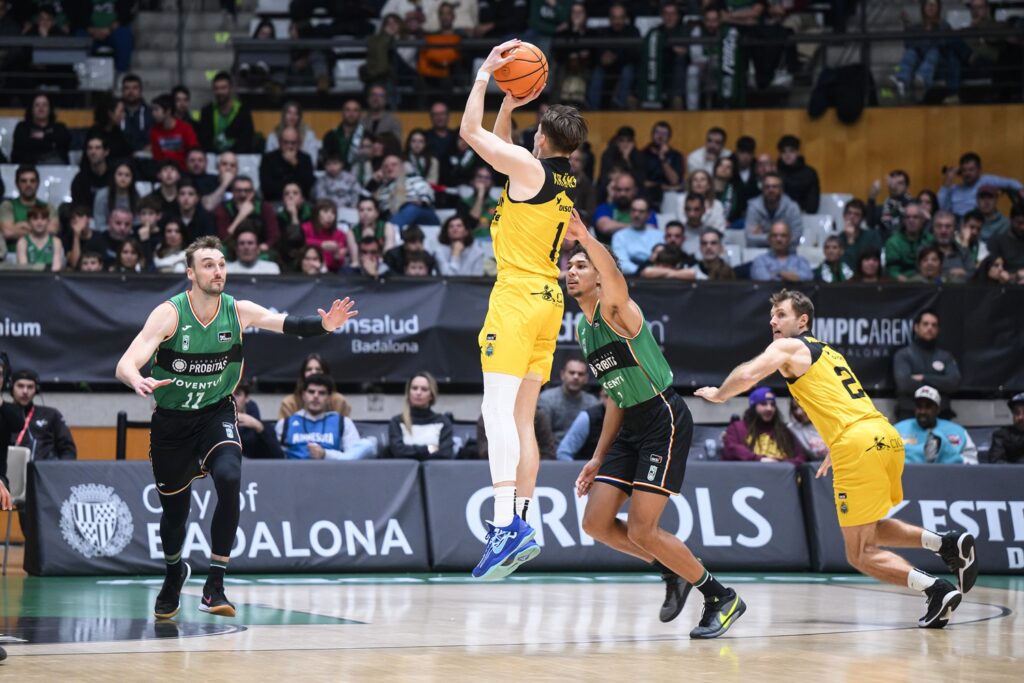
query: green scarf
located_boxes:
[639,28,664,107]
[718,26,746,108]
[213,99,242,152]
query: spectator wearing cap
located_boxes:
[776,135,820,213]
[894,386,977,465]
[989,393,1024,464]
[722,387,806,464]
[938,152,1023,218]
[5,369,76,461]
[987,205,1024,283]
[893,309,961,420]
[976,184,1009,242]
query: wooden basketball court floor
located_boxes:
[1,569,1020,682]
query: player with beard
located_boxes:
[565,209,744,638]
[695,289,978,628]
[116,236,358,619]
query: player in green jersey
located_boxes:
[564,210,746,639]
[116,236,357,619]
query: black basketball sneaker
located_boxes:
[199,582,237,617]
[920,579,962,629]
[689,588,746,639]
[939,531,978,593]
[659,570,692,623]
[154,561,191,620]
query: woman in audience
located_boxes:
[11,92,70,165]
[713,156,741,223]
[278,353,352,419]
[917,189,940,230]
[298,245,327,275]
[301,198,348,272]
[907,245,945,283]
[277,181,313,265]
[238,19,277,88]
[851,247,895,283]
[152,218,188,272]
[404,129,440,184]
[93,162,140,230]
[722,387,806,465]
[110,237,146,273]
[435,214,485,277]
[265,100,321,161]
[87,94,132,162]
[971,254,1012,284]
[386,371,454,460]
[680,170,726,230]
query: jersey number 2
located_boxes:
[834,367,865,399]
[549,222,565,262]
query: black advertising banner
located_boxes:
[1,274,1021,391]
[423,461,810,572]
[25,460,429,575]
[802,463,1024,573]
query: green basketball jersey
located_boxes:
[25,234,55,266]
[576,302,673,409]
[151,291,244,411]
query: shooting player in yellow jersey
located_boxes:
[460,39,588,579]
[695,289,979,629]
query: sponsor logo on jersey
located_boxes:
[182,335,190,351]
[172,359,188,373]
[649,454,663,464]
[530,285,563,305]
[218,331,233,343]
[223,422,235,440]
[647,465,658,482]
[552,172,577,189]
[486,333,496,341]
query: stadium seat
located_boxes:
[237,154,262,191]
[255,0,289,12]
[801,214,835,247]
[135,181,153,197]
[655,212,675,232]
[206,152,218,174]
[742,247,768,263]
[0,117,20,160]
[660,191,682,219]
[0,164,16,198]
[37,164,77,205]
[818,193,852,229]
[337,206,358,227]
[352,421,388,457]
[723,227,746,246]
[333,59,365,94]
[723,245,743,267]
[434,208,457,226]
[420,224,441,254]
[797,244,825,268]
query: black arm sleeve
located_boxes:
[282,315,330,336]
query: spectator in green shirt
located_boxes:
[884,201,933,280]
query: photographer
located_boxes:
[938,152,1023,218]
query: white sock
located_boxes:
[515,496,532,521]
[907,568,937,592]
[493,486,516,527]
[921,530,942,552]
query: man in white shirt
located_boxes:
[225,225,281,275]
[686,126,731,176]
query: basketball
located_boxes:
[494,41,548,98]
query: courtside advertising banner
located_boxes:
[423,461,810,572]
[1,275,1021,391]
[802,463,1024,573]
[25,460,429,575]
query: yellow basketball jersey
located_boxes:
[491,156,577,280]
[785,334,886,448]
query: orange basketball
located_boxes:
[494,42,548,98]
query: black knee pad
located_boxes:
[208,443,243,491]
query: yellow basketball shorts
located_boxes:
[479,277,565,381]
[830,418,905,527]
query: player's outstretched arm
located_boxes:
[237,297,358,335]
[568,209,642,333]
[695,338,804,403]
[116,302,177,398]
[460,40,545,182]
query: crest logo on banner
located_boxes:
[59,484,134,558]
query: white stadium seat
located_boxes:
[800,214,835,247]
[818,192,852,230]
[0,117,20,160]
[236,154,262,191]
[797,244,825,268]
[660,191,682,220]
[742,247,768,264]
[0,164,16,198]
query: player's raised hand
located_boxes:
[815,455,832,479]
[133,376,172,398]
[503,82,545,109]
[575,458,601,498]
[566,209,590,242]
[480,38,521,74]
[695,386,724,403]
[318,297,359,331]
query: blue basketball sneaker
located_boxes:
[472,515,539,580]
